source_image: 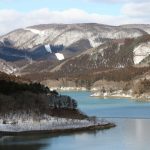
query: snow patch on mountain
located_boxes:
[55,53,65,60]
[54,30,85,47]
[44,44,64,60]
[133,42,150,64]
[45,44,52,53]
[87,33,102,47]
[24,28,46,36]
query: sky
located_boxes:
[0,0,150,35]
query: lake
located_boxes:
[1,91,150,150]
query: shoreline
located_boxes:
[50,87,87,92]
[91,95,150,101]
[0,111,116,136]
[51,87,149,101]
[90,92,150,101]
[51,89,150,101]
[91,95,131,99]
[0,122,116,136]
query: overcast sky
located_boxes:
[0,0,149,35]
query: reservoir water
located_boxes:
[1,91,150,150]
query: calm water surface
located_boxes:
[1,91,150,150]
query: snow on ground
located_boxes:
[54,30,85,47]
[136,93,150,100]
[91,89,150,100]
[91,90,132,98]
[87,34,102,47]
[0,60,17,74]
[24,28,46,36]
[44,45,65,61]
[0,114,105,132]
[50,87,87,91]
[133,42,150,64]
[55,53,65,60]
[44,44,52,53]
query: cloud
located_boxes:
[0,8,149,35]
[0,8,118,35]
[0,9,23,34]
[122,2,150,17]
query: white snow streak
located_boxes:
[55,53,65,60]
[44,44,52,53]
[24,28,45,36]
[133,42,150,64]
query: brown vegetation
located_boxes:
[133,79,150,95]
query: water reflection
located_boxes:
[0,144,46,150]
[0,129,102,150]
[123,119,150,150]
[0,135,51,150]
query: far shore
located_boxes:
[91,94,132,99]
[49,87,88,92]
[91,94,150,101]
[52,88,150,101]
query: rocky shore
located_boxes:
[90,89,150,101]
[90,78,150,101]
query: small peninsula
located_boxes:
[0,72,115,135]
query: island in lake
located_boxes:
[0,72,115,135]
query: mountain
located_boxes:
[0,23,149,80]
[0,23,149,59]
[0,23,147,50]
[50,35,150,77]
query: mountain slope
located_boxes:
[0,23,150,79]
[0,59,17,74]
[120,24,150,34]
[50,35,150,77]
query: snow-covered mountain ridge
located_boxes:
[0,23,149,50]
